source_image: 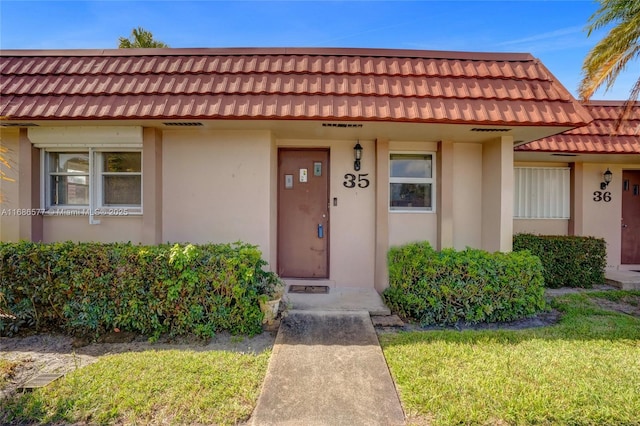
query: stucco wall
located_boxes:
[513,219,568,235]
[277,138,376,288]
[388,213,438,247]
[42,216,144,243]
[162,130,273,261]
[453,142,483,249]
[0,128,20,242]
[482,136,514,252]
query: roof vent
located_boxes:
[0,123,39,127]
[551,153,578,157]
[471,128,512,132]
[163,122,204,127]
[322,123,363,128]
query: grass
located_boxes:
[0,358,22,389]
[380,291,640,426]
[588,289,640,306]
[1,349,270,425]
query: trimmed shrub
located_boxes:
[383,242,545,325]
[0,241,279,338]
[513,234,606,288]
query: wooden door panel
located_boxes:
[278,150,329,278]
[622,170,640,264]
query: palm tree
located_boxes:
[118,27,169,48]
[579,0,640,128]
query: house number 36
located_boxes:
[593,191,612,202]
[343,173,370,188]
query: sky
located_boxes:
[0,0,637,100]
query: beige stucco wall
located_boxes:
[513,219,569,235]
[42,216,144,243]
[482,136,514,252]
[388,213,438,247]
[277,138,376,287]
[162,130,273,262]
[452,142,483,249]
[0,128,20,242]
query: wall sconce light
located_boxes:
[600,168,613,190]
[353,141,363,171]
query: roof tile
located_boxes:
[517,102,640,153]
[1,47,591,126]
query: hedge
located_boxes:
[513,234,606,288]
[383,242,546,325]
[0,241,279,338]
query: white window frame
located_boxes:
[389,151,436,213]
[514,166,569,219]
[42,148,143,222]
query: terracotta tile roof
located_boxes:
[0,47,592,126]
[516,101,640,154]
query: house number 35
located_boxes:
[593,191,612,202]
[343,173,370,188]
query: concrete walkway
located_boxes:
[250,310,405,426]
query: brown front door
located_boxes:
[278,149,329,278]
[622,170,640,264]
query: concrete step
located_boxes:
[605,270,640,290]
[283,286,391,316]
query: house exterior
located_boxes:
[1,47,626,291]
[515,101,640,270]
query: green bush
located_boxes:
[383,242,546,325]
[0,241,279,338]
[513,234,606,288]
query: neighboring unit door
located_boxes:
[622,170,640,264]
[278,149,329,278]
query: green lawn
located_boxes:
[380,291,640,426]
[1,349,270,425]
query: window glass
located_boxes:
[103,152,141,173]
[50,175,89,205]
[390,154,432,178]
[390,183,431,210]
[49,153,89,173]
[103,175,142,205]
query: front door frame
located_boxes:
[277,148,330,278]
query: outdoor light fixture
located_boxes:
[600,168,613,190]
[354,141,363,171]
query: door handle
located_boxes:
[622,224,628,228]
[317,223,324,238]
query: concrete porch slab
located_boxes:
[249,310,405,426]
[283,286,391,316]
[605,270,640,290]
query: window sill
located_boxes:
[389,209,435,214]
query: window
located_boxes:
[390,153,435,211]
[100,152,142,206]
[45,150,142,213]
[514,167,569,219]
